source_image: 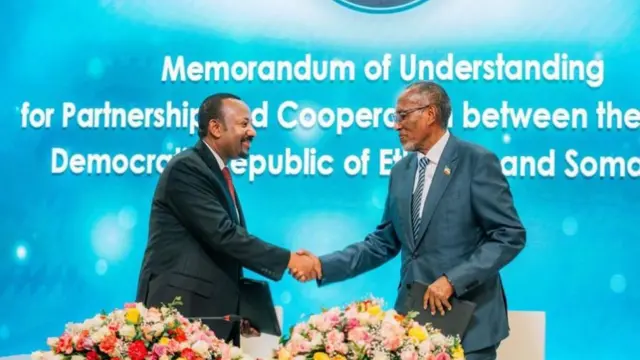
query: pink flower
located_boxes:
[380,321,405,339]
[152,344,168,357]
[346,327,371,345]
[293,323,309,335]
[325,330,345,354]
[345,318,360,330]
[309,315,331,332]
[326,330,344,343]
[383,335,402,351]
[418,340,435,354]
[289,334,312,355]
[166,339,181,353]
[322,310,342,328]
[124,303,137,309]
[146,308,162,323]
[434,353,451,360]
[400,350,418,360]
[192,331,211,342]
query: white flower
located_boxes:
[135,303,148,316]
[145,309,163,324]
[383,311,398,322]
[151,323,165,336]
[71,355,85,360]
[164,316,176,325]
[33,352,61,360]
[191,340,210,357]
[310,332,323,347]
[90,326,111,343]
[356,312,371,325]
[159,356,170,360]
[119,325,136,339]
[83,316,104,330]
[111,310,125,323]
[46,338,58,347]
[372,351,389,360]
[429,333,446,347]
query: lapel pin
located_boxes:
[444,166,451,176]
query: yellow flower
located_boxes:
[408,326,427,342]
[366,306,382,316]
[125,308,141,324]
[332,356,346,360]
[277,348,291,360]
[159,337,170,345]
[313,352,330,360]
[176,358,186,360]
[452,345,465,359]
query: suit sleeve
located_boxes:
[317,176,401,287]
[164,160,290,281]
[445,151,526,296]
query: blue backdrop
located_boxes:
[2,0,639,358]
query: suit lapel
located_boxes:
[399,154,418,248]
[414,136,459,248]
[235,192,246,228]
[194,140,241,224]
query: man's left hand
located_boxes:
[240,319,260,337]
[423,276,454,316]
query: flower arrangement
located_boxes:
[273,298,464,360]
[31,297,251,360]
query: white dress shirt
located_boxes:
[203,142,240,220]
[412,131,450,218]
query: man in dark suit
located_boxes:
[136,93,318,346]
[294,82,526,360]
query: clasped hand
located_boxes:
[288,249,322,282]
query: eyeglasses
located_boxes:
[390,104,431,124]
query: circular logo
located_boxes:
[334,0,429,13]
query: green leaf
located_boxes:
[167,296,183,308]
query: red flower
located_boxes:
[127,340,148,360]
[99,334,117,355]
[55,334,73,354]
[181,348,197,360]
[172,328,187,342]
[86,351,99,360]
[75,330,91,351]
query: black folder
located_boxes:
[238,278,282,336]
[404,281,476,339]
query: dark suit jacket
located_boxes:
[318,135,526,352]
[136,140,290,345]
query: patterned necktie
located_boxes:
[411,157,429,240]
[221,167,237,207]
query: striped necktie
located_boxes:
[411,157,429,240]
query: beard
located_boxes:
[238,137,252,158]
[400,139,418,152]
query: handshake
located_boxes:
[287,249,322,282]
